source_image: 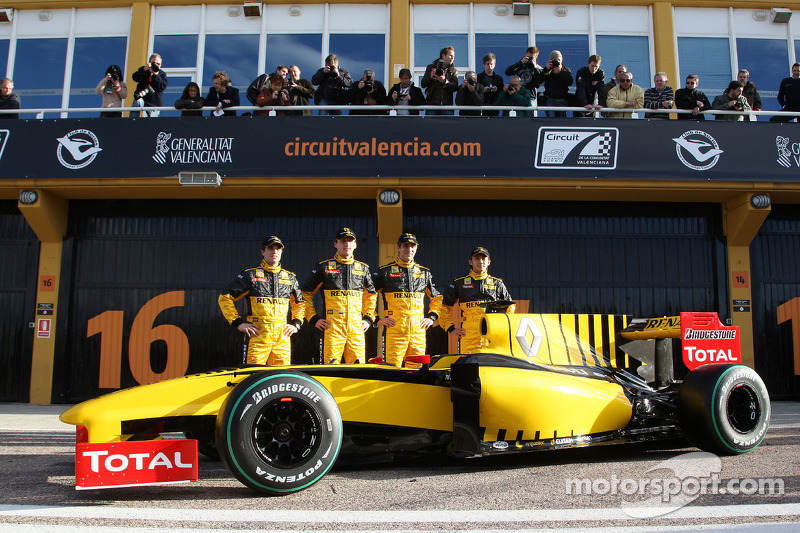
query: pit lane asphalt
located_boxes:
[1,402,799,531]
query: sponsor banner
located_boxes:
[75,439,199,490]
[679,312,741,371]
[1,116,799,181]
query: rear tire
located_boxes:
[216,370,342,495]
[677,364,770,455]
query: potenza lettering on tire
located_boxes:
[216,371,342,495]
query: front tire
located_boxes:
[216,370,342,495]
[677,364,770,455]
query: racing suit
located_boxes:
[439,270,515,354]
[218,260,305,366]
[302,253,377,364]
[373,259,443,367]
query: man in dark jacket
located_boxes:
[771,63,800,122]
[504,46,542,94]
[349,69,387,115]
[387,68,425,115]
[286,65,315,116]
[246,65,288,105]
[478,53,504,116]
[421,46,459,115]
[0,78,20,119]
[131,53,168,117]
[542,50,573,117]
[737,69,761,116]
[455,71,484,116]
[311,54,354,115]
[575,54,605,116]
[675,74,710,120]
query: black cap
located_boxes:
[262,236,284,249]
[470,246,490,258]
[397,233,418,245]
[335,227,356,240]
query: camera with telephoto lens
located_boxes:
[150,62,160,72]
[134,85,154,100]
[734,100,743,109]
[467,77,476,86]
[364,71,374,92]
[435,59,445,77]
[110,72,120,82]
[551,57,561,68]
[328,67,338,79]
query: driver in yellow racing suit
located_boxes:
[373,233,442,367]
[218,236,305,365]
[302,227,377,364]
[439,247,515,354]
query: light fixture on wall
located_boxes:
[752,9,769,21]
[178,172,222,187]
[378,190,401,205]
[19,190,39,205]
[38,10,53,21]
[750,194,771,209]
[288,6,303,16]
[0,8,13,23]
[243,1,262,17]
[512,3,531,16]
[494,5,510,16]
[553,5,569,17]
[771,7,792,23]
[227,6,242,17]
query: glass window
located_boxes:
[596,35,650,88]
[161,75,192,117]
[414,34,468,68]
[265,34,322,82]
[475,33,528,82]
[69,36,128,117]
[677,37,731,100]
[203,34,259,92]
[738,38,788,115]
[0,39,8,78]
[329,34,385,82]
[533,34,590,88]
[152,35,198,69]
[14,38,68,111]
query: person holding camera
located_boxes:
[311,54,354,115]
[174,82,205,117]
[286,65,315,116]
[205,71,240,117]
[421,46,459,115]
[131,53,167,117]
[350,69,387,115]
[541,50,573,118]
[495,75,532,117]
[737,70,761,119]
[387,68,425,115]
[504,46,542,94]
[712,81,751,121]
[247,65,288,106]
[256,73,292,116]
[478,53,504,116]
[95,65,127,118]
[455,71,484,116]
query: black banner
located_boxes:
[1,116,799,181]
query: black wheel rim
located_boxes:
[252,398,321,468]
[727,384,760,434]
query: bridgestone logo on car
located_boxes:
[257,459,324,484]
[683,329,737,340]
[252,383,321,404]
[719,369,767,447]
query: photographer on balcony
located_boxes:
[96,64,127,118]
[712,81,751,121]
[131,53,167,117]
[455,71,484,116]
[350,69,387,115]
[312,54,354,116]
[421,46,459,115]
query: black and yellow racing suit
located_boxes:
[218,260,305,366]
[439,270,515,353]
[373,259,443,367]
[301,253,377,364]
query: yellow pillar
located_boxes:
[125,2,153,112]
[389,0,411,84]
[652,2,677,85]
[17,189,69,404]
[723,193,771,369]
[376,191,403,267]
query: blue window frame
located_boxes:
[69,36,128,117]
[152,34,198,69]
[0,39,8,78]
[738,38,788,116]
[330,34,385,82]
[414,34,468,68]
[475,33,528,83]
[533,34,590,89]
[14,38,68,111]
[203,34,259,92]
[596,35,650,89]
[161,75,192,117]
[677,37,731,100]
[265,34,322,82]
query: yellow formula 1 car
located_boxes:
[60,308,770,495]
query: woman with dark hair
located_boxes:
[256,73,292,116]
[174,82,205,117]
[95,64,127,118]
[205,71,240,117]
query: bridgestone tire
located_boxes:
[677,364,770,455]
[216,371,342,495]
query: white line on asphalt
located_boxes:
[1,503,800,524]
